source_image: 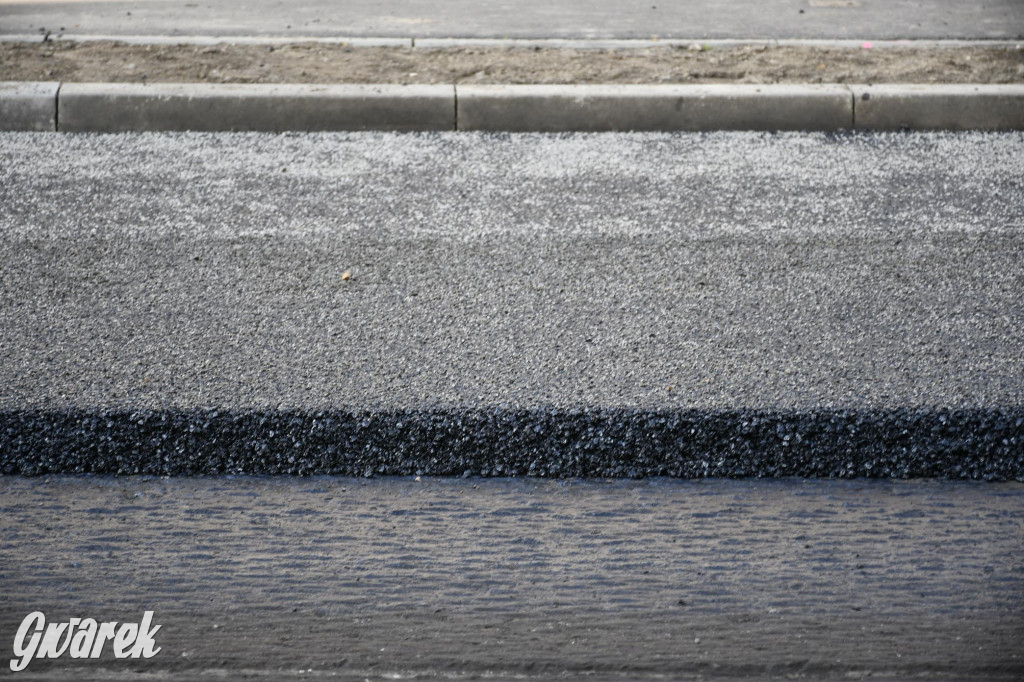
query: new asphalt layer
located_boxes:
[1,131,1022,478]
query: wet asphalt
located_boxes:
[1,131,1022,477]
[1,476,1022,680]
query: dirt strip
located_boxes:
[2,41,1024,85]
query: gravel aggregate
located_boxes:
[1,131,1022,477]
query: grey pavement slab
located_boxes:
[0,476,1021,679]
[0,131,1022,477]
[1,0,1022,40]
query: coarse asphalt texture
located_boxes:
[1,131,1023,478]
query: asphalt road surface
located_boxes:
[1,0,1022,40]
[0,476,1021,680]
[1,131,1023,478]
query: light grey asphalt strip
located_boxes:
[4,34,1024,49]
[0,33,419,46]
[1,477,1021,680]
[2,0,1021,40]
[0,131,1021,477]
[57,83,456,133]
[414,37,1024,50]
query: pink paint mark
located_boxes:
[861,41,874,49]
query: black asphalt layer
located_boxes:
[1,131,1022,477]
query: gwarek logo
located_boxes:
[10,611,161,672]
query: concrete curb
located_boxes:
[0,81,58,131]
[852,84,1024,131]
[3,82,1024,132]
[57,82,456,132]
[457,84,852,132]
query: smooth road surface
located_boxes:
[0,476,1021,680]
[1,0,1022,40]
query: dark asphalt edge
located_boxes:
[3,407,1022,479]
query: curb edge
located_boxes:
[2,82,1023,132]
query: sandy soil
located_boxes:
[2,41,1024,84]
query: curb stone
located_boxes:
[456,84,853,132]
[58,82,456,132]
[0,81,58,131]
[852,84,1024,131]
[2,82,1024,132]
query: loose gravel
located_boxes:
[1,131,1022,477]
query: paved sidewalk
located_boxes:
[1,0,1022,40]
